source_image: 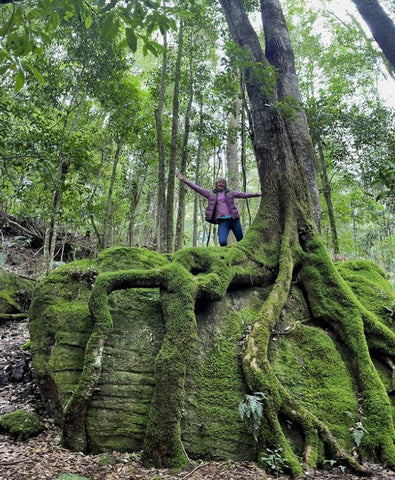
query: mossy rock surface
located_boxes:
[29,250,395,464]
[0,269,34,314]
[0,409,43,440]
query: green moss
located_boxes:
[0,270,33,314]
[271,324,357,450]
[141,265,198,468]
[97,246,170,271]
[21,340,31,350]
[182,288,266,461]
[30,240,395,472]
[301,239,395,466]
[336,260,395,328]
[0,410,43,440]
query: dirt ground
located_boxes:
[1,234,395,479]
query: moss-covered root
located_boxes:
[0,312,28,322]
[142,265,198,469]
[300,238,395,467]
[242,215,305,476]
[281,389,365,474]
[62,267,170,452]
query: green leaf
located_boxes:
[14,70,25,93]
[0,65,10,75]
[125,28,137,52]
[102,15,119,42]
[26,64,45,83]
[353,428,364,447]
[85,15,92,29]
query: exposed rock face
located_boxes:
[29,247,395,467]
[29,248,260,457]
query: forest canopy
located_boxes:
[0,0,394,276]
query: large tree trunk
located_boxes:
[351,0,395,70]
[217,0,395,473]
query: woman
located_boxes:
[176,173,261,246]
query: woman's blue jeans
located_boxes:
[217,218,243,246]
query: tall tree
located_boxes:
[166,18,184,252]
[155,29,169,253]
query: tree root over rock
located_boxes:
[60,222,395,476]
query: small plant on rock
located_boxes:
[238,391,267,442]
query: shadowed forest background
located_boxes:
[1,0,395,478]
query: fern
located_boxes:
[238,392,267,442]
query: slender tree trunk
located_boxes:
[226,92,241,245]
[102,138,123,249]
[43,159,70,273]
[193,95,204,248]
[226,92,241,190]
[144,192,157,248]
[155,29,168,253]
[316,140,339,255]
[127,167,146,247]
[166,19,184,253]
[175,51,194,251]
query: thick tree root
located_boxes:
[299,237,395,468]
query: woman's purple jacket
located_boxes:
[181,178,261,224]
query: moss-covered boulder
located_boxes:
[0,269,33,317]
[0,409,43,440]
[29,247,395,470]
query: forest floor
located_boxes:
[1,235,395,480]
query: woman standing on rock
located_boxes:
[176,173,261,246]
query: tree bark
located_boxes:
[127,166,146,247]
[351,0,395,70]
[102,138,123,249]
[166,19,184,253]
[260,0,321,230]
[193,95,204,248]
[226,92,241,190]
[316,139,339,255]
[155,30,168,253]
